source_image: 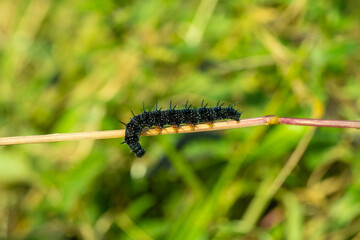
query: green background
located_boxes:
[0,0,360,239]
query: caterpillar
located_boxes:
[121,100,241,157]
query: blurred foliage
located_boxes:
[0,0,360,239]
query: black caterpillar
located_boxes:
[121,101,241,158]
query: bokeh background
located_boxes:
[1,0,360,239]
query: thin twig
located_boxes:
[0,116,359,146]
[278,117,360,128]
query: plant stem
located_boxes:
[278,117,360,128]
[0,116,358,146]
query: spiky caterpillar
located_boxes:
[122,101,241,157]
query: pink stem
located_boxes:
[278,117,360,129]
